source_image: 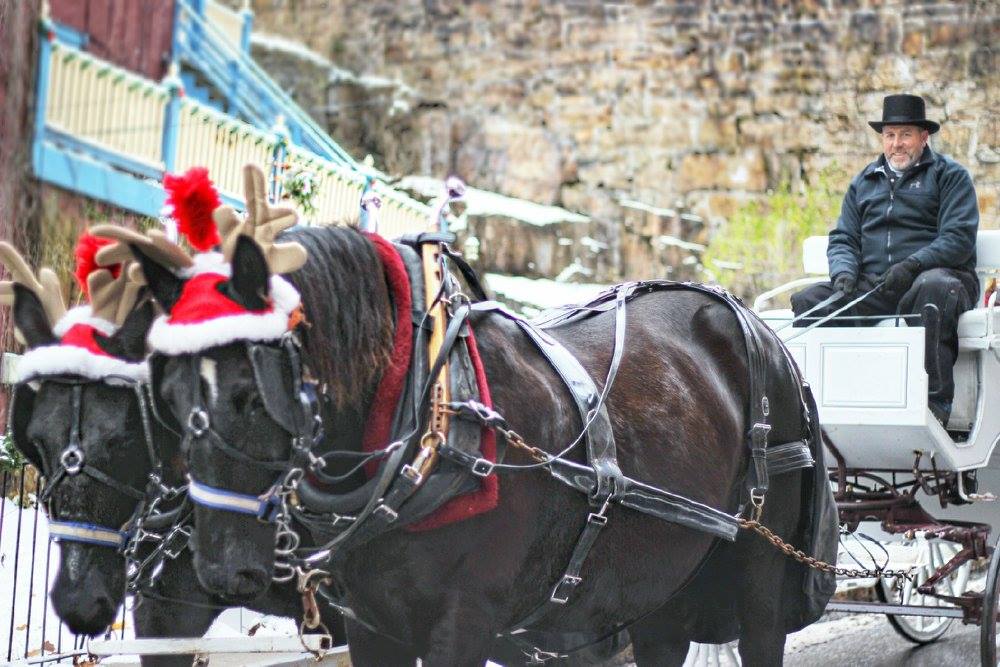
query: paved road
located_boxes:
[786,613,982,666]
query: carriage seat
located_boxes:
[782,232,1000,339]
[956,230,1000,342]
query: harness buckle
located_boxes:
[587,511,609,527]
[749,488,766,521]
[400,464,424,485]
[527,649,563,664]
[750,422,771,444]
[163,526,192,559]
[549,574,583,604]
[373,504,398,523]
[257,493,283,523]
[470,458,495,477]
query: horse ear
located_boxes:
[12,283,57,348]
[226,235,270,311]
[129,243,184,312]
[95,297,155,361]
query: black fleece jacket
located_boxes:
[827,146,979,280]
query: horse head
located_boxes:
[115,164,313,601]
[138,235,304,600]
[5,248,163,635]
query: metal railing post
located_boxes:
[270,115,290,204]
[239,0,254,55]
[161,62,184,173]
[32,13,55,172]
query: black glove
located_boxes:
[880,257,922,298]
[832,272,857,296]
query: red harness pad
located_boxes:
[363,233,499,530]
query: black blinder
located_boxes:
[8,383,43,470]
[247,343,298,434]
[149,354,181,434]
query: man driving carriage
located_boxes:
[790,94,980,425]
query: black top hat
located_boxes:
[868,94,940,134]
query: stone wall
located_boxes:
[248,0,998,281]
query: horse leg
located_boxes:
[134,552,222,667]
[346,618,417,667]
[629,614,696,667]
[133,595,220,667]
[735,563,788,666]
[422,593,493,667]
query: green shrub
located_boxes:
[703,166,846,302]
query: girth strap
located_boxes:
[507,506,611,645]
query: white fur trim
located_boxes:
[270,275,301,314]
[148,309,291,354]
[18,345,150,384]
[52,306,117,338]
[179,252,231,279]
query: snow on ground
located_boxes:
[400,176,590,229]
[0,497,299,663]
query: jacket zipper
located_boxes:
[887,176,895,264]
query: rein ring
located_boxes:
[60,444,84,475]
[187,409,210,437]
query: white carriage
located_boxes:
[753,231,1000,663]
[757,231,1000,473]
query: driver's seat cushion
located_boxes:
[957,308,1000,339]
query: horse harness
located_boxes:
[140,232,818,657]
[267,234,816,658]
[7,376,177,552]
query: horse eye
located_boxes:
[232,387,264,414]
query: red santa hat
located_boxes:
[145,168,302,355]
[17,234,148,384]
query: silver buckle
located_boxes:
[187,409,210,437]
[60,444,84,475]
[400,464,423,485]
[373,504,398,523]
[549,574,582,604]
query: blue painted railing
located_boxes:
[32,21,431,234]
[172,0,364,173]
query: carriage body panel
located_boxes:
[758,230,1000,473]
[770,323,1000,471]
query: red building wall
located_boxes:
[50,0,176,81]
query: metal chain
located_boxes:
[447,405,913,582]
[738,518,915,582]
[500,428,550,464]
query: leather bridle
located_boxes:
[13,376,167,550]
[174,332,321,580]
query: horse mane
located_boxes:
[283,225,394,411]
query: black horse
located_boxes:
[6,286,343,666]
[134,226,831,666]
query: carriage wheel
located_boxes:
[683,641,741,666]
[877,538,969,644]
[979,536,1000,666]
